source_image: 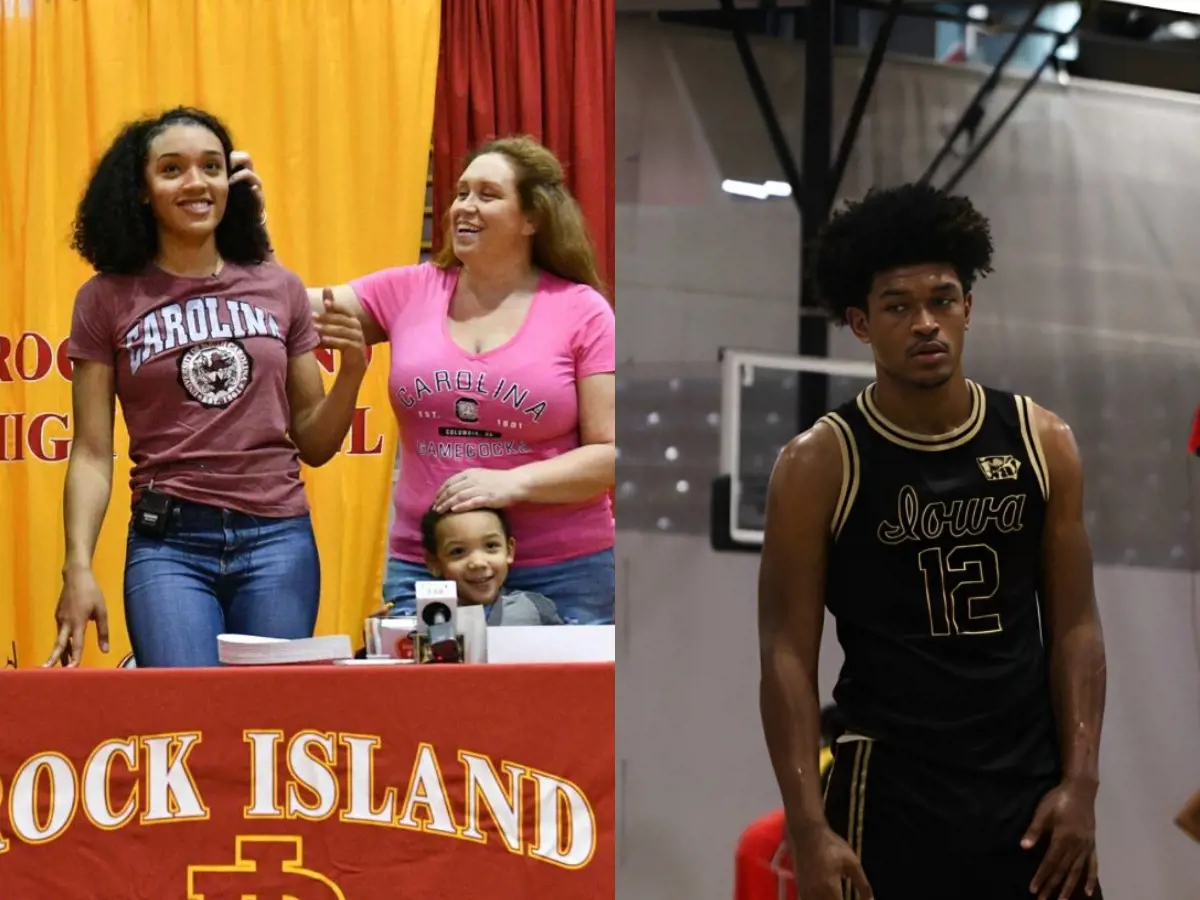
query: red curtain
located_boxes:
[432,0,616,298]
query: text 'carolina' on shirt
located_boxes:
[68,262,319,517]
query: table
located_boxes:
[0,662,614,899]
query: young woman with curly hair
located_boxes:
[47,107,367,669]
[234,136,616,624]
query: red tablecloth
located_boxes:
[0,662,613,899]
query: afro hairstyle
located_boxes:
[809,182,994,323]
[71,106,269,275]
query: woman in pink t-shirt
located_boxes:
[239,136,615,623]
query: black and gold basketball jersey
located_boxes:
[821,381,1060,778]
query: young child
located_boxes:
[418,506,562,626]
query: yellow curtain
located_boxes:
[0,0,439,668]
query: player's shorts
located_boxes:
[823,737,1104,900]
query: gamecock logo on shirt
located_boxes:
[178,341,253,408]
[186,835,345,900]
[455,397,480,423]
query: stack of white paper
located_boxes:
[217,633,353,666]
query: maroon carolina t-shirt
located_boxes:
[68,261,320,517]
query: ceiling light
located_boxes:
[722,179,793,200]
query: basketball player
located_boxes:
[757,184,1107,900]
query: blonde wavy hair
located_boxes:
[434,135,604,292]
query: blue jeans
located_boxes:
[383,548,615,625]
[124,501,321,668]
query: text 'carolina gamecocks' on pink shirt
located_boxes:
[350,263,615,567]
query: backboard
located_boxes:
[712,349,875,550]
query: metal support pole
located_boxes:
[942,54,1057,193]
[720,0,804,213]
[829,0,903,201]
[798,0,835,434]
[943,0,1099,192]
[919,0,1052,186]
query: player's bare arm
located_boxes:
[1035,406,1107,788]
[1023,404,1106,900]
[758,422,873,900]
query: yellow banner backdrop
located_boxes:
[0,0,440,668]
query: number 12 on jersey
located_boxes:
[917,544,1003,636]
